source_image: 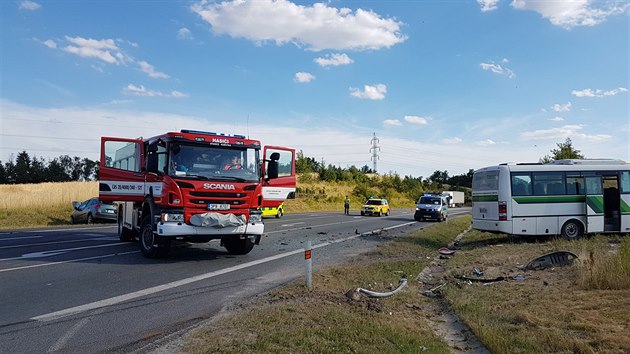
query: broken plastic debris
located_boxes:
[525,251,578,270]
[438,247,455,255]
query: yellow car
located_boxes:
[360,197,390,216]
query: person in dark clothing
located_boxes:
[344,196,350,215]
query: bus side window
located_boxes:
[566,177,584,195]
[534,182,546,195]
[621,172,630,193]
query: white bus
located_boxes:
[472,159,630,239]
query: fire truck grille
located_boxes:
[190,199,246,206]
[189,192,247,198]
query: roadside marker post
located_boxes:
[305,241,312,289]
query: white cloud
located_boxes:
[349,84,387,100]
[551,102,572,112]
[480,61,516,79]
[42,39,57,49]
[19,0,40,10]
[62,36,127,65]
[549,116,565,122]
[294,72,315,83]
[404,115,429,125]
[511,0,629,29]
[123,84,187,98]
[191,0,407,51]
[478,0,499,12]
[572,87,628,98]
[177,27,193,40]
[521,124,612,142]
[314,53,354,67]
[383,119,402,127]
[442,137,463,144]
[138,61,170,79]
[476,139,496,146]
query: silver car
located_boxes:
[71,198,117,224]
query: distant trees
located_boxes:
[540,138,584,163]
[0,151,99,184]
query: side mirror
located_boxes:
[72,201,81,210]
[147,142,159,153]
[270,152,280,161]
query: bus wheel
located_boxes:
[140,216,170,258]
[561,220,584,240]
[224,237,255,255]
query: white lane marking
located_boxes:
[0,225,116,235]
[0,251,140,273]
[0,237,117,250]
[0,236,43,241]
[280,222,304,227]
[0,243,124,261]
[31,220,418,322]
[47,317,91,353]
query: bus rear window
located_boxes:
[473,170,499,191]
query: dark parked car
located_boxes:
[71,198,117,224]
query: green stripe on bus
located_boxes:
[512,195,586,204]
[586,195,604,214]
[473,195,498,202]
[620,199,630,213]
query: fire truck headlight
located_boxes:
[161,213,184,222]
[249,210,262,224]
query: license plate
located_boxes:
[106,210,115,214]
[208,204,230,211]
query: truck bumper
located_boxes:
[156,221,264,237]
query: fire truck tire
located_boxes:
[223,237,255,255]
[139,216,170,258]
[118,217,136,242]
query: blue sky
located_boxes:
[1,0,628,178]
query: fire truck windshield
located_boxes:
[169,144,260,182]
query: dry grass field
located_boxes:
[0,181,98,229]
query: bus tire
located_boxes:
[561,220,584,240]
[224,237,255,255]
[139,216,170,258]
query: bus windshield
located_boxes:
[169,144,260,182]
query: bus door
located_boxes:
[262,146,296,204]
[585,176,604,233]
[602,175,621,232]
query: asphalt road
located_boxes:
[0,207,470,353]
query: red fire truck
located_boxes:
[99,129,296,258]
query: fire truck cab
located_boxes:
[99,129,296,258]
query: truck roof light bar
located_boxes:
[180,129,246,139]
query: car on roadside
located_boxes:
[70,197,117,224]
[414,193,448,222]
[360,197,390,216]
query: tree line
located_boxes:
[0,151,99,184]
[0,138,584,186]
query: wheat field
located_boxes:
[0,181,99,210]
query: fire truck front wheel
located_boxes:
[223,237,255,255]
[139,216,170,258]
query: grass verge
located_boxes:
[441,230,630,353]
[185,217,471,354]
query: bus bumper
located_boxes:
[472,219,512,234]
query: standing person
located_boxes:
[344,196,350,215]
